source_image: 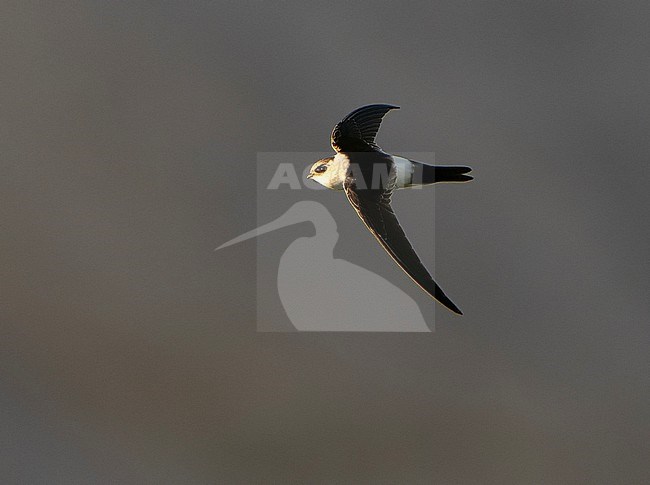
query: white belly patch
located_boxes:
[393,156,414,188]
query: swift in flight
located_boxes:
[307,104,472,314]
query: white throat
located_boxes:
[319,153,350,190]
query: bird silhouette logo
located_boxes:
[217,200,430,331]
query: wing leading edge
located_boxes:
[343,174,463,315]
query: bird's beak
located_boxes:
[306,173,314,179]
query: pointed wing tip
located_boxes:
[374,103,400,111]
[440,299,463,315]
[434,297,463,316]
[350,103,400,114]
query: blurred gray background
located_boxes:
[2,1,650,483]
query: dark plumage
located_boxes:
[311,104,473,315]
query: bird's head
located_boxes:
[307,157,341,190]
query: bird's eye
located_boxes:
[315,165,327,173]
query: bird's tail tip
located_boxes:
[417,165,473,184]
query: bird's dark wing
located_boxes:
[331,104,399,153]
[343,172,463,315]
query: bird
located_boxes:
[307,104,472,315]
